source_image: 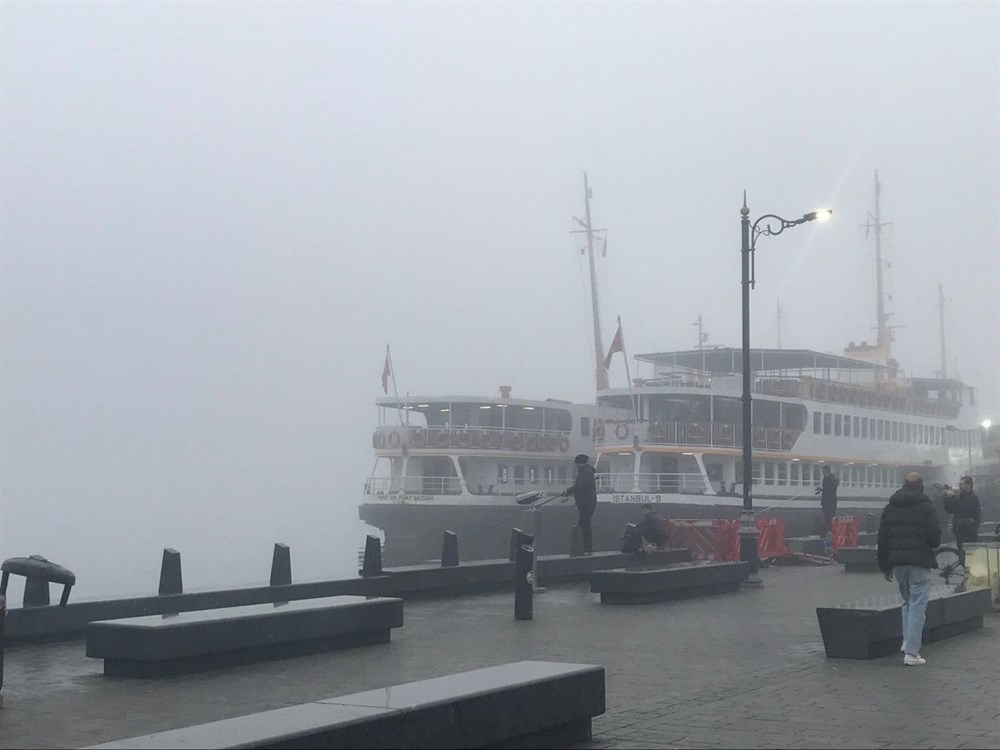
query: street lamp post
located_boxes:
[740,194,831,581]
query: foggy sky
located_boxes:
[2,1,998,598]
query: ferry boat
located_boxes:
[359,173,986,565]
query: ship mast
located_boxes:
[865,169,893,359]
[572,173,610,393]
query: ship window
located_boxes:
[513,465,525,485]
[844,415,852,437]
[790,462,800,485]
[782,404,807,430]
[834,414,842,436]
[498,465,509,484]
[861,418,869,439]
[877,419,884,440]
[892,422,899,442]
[823,413,832,435]
[581,417,591,437]
[545,467,554,483]
[813,464,822,482]
[905,424,912,443]
[543,409,572,432]
[763,462,774,485]
[813,411,821,433]
[753,461,763,484]
[528,467,538,484]
[777,462,788,485]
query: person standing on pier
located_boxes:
[562,454,598,554]
[943,476,981,562]
[815,465,839,533]
[876,472,942,666]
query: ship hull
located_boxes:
[359,494,888,566]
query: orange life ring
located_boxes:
[373,432,386,449]
[388,431,402,448]
[615,423,629,441]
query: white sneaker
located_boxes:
[903,653,926,666]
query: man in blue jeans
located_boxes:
[877,472,942,666]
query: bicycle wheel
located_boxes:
[935,546,964,585]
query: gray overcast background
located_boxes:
[2,1,998,599]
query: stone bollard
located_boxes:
[569,526,585,557]
[441,531,459,568]
[360,535,383,578]
[158,549,183,596]
[270,543,292,587]
[514,544,534,621]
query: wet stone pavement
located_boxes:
[2,564,999,749]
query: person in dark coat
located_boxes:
[562,454,598,554]
[943,476,982,559]
[814,465,839,534]
[877,472,942,666]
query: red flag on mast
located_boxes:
[381,351,391,394]
[604,322,624,368]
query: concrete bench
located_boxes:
[86,595,403,677]
[834,546,880,573]
[590,561,749,604]
[86,660,605,749]
[816,587,992,659]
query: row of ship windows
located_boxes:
[749,460,903,488]
[811,412,977,447]
[496,465,570,485]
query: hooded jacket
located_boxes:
[565,464,597,508]
[877,486,942,571]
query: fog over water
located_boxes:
[1,1,998,600]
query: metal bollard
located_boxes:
[441,531,459,568]
[270,543,292,586]
[158,549,183,595]
[360,535,383,578]
[514,544,534,620]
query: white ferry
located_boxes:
[359,173,986,565]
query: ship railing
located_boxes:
[596,420,800,452]
[372,425,572,453]
[363,475,464,496]
[595,472,707,494]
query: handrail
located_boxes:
[373,425,572,453]
[595,420,800,452]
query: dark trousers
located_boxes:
[577,503,596,552]
[822,503,837,534]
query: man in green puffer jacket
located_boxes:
[877,472,942,666]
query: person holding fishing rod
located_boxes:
[560,454,598,555]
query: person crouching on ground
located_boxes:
[562,454,598,554]
[876,472,942,666]
[638,503,669,549]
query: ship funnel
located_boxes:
[499,385,512,399]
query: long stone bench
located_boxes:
[590,561,749,604]
[86,595,403,677]
[86,660,605,749]
[816,587,992,659]
[834,546,880,573]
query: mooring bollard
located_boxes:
[514,544,534,621]
[569,525,585,557]
[361,535,383,578]
[1,556,76,608]
[270,543,292,586]
[441,531,459,568]
[509,528,533,562]
[158,549,183,596]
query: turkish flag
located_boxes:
[604,323,624,368]
[381,353,391,394]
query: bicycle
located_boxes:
[934,545,966,588]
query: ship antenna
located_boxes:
[939,283,947,379]
[572,172,610,394]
